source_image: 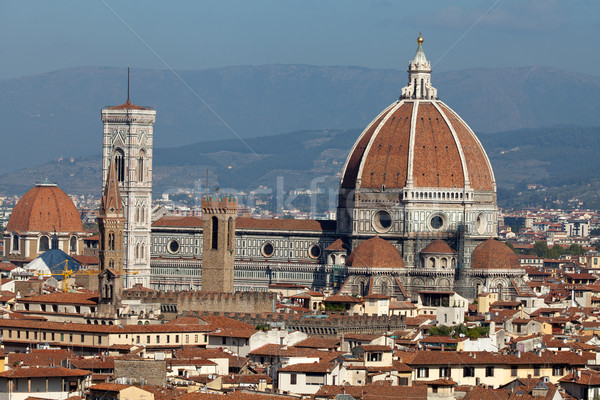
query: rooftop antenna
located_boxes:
[127,67,130,102]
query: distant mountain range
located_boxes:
[2,125,600,210]
[1,64,599,176]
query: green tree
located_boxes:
[533,241,549,258]
[569,243,585,256]
[548,244,564,259]
[429,325,453,336]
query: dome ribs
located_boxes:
[6,185,84,233]
[439,103,494,191]
[340,105,393,189]
[359,102,413,189]
[413,103,464,188]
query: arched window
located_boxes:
[381,281,389,296]
[12,234,19,252]
[429,257,436,268]
[420,78,424,98]
[137,149,146,182]
[114,149,125,183]
[227,217,234,250]
[360,281,366,296]
[211,216,219,250]
[109,260,115,269]
[108,233,115,250]
[70,236,77,253]
[39,236,50,252]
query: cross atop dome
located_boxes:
[400,33,438,100]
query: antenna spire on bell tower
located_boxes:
[127,66,130,102]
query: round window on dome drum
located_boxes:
[261,242,275,257]
[167,239,180,254]
[309,244,321,259]
[430,215,444,230]
[373,210,393,233]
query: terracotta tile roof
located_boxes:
[237,217,336,232]
[560,368,600,385]
[359,345,393,351]
[420,336,465,344]
[279,361,336,373]
[71,255,99,265]
[341,105,394,189]
[152,216,203,228]
[440,103,494,191]
[209,328,255,339]
[324,295,362,303]
[325,238,347,251]
[107,99,150,110]
[294,337,340,349]
[472,238,521,270]
[152,216,337,232]
[199,315,255,330]
[346,236,404,269]
[343,333,380,341]
[18,292,98,305]
[8,349,75,368]
[421,240,456,254]
[249,343,328,359]
[6,184,84,233]
[0,366,90,378]
[0,262,16,272]
[88,383,132,392]
[177,393,297,400]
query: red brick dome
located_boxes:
[471,238,520,270]
[340,36,494,193]
[7,183,83,233]
[421,240,456,254]
[340,100,495,191]
[346,236,405,269]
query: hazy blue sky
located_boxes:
[0,0,599,79]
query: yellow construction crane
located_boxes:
[35,259,98,293]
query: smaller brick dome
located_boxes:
[421,240,456,254]
[346,236,405,269]
[7,183,83,233]
[471,238,520,270]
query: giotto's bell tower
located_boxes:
[101,73,156,288]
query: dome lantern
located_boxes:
[401,33,438,100]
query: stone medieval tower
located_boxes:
[101,85,155,288]
[97,160,125,317]
[201,196,238,293]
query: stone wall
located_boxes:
[192,311,406,337]
[123,289,275,314]
[114,358,166,387]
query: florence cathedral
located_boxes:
[4,35,529,301]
